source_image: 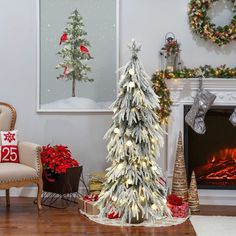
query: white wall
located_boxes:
[0,0,235,195]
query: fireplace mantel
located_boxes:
[165,78,236,205]
[166,78,236,105]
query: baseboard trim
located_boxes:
[199,189,236,206]
[2,187,235,206]
[0,186,87,197]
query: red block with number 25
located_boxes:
[0,145,19,163]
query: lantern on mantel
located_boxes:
[160,32,182,72]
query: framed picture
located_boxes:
[37,0,119,112]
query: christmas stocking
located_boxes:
[229,108,236,127]
[185,89,216,134]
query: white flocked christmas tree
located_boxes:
[56,9,93,98]
[96,40,171,223]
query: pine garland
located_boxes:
[152,75,172,125]
[188,0,236,46]
[151,65,236,124]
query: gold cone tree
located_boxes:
[171,131,188,201]
[188,171,200,213]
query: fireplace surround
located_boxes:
[165,78,236,205]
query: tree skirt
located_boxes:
[80,210,188,227]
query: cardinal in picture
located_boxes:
[80,44,93,59]
[59,33,68,45]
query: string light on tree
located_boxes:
[129,68,135,76]
[113,107,118,113]
[114,128,120,134]
[117,163,124,170]
[128,81,135,88]
[126,178,133,185]
[151,165,158,171]
[126,140,133,147]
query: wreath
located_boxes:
[188,0,236,46]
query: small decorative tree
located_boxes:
[188,171,200,213]
[56,9,93,97]
[171,131,188,202]
[96,39,171,224]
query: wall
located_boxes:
[0,0,235,200]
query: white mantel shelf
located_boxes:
[166,78,236,106]
[165,78,236,206]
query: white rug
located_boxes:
[80,210,188,227]
[190,215,236,236]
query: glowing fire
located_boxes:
[195,147,236,185]
[209,148,236,163]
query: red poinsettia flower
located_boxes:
[59,33,68,45]
[40,144,79,178]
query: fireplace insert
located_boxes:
[184,105,236,190]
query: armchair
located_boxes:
[0,101,42,209]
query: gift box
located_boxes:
[78,195,100,215]
[167,202,190,218]
[88,171,106,194]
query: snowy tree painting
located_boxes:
[56,9,93,98]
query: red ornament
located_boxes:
[83,194,99,202]
[80,44,92,58]
[59,33,68,45]
[167,194,183,206]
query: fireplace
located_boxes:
[184,105,236,190]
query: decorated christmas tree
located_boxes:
[96,40,171,223]
[56,9,93,97]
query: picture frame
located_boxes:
[36,0,119,112]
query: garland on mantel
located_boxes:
[152,64,236,124]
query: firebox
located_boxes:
[184,105,236,190]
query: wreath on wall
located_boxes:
[188,0,236,46]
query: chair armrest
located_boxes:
[18,141,42,174]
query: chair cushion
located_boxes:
[0,163,38,183]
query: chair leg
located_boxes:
[6,189,10,207]
[37,179,43,210]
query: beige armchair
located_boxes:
[0,101,42,209]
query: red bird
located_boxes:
[59,33,68,45]
[80,44,93,59]
[63,66,69,76]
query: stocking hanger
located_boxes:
[197,69,205,91]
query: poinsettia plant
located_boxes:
[167,194,183,206]
[40,144,79,178]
